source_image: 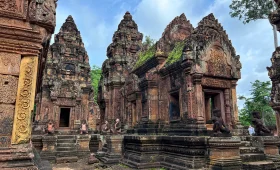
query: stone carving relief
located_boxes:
[207,47,230,77]
[29,0,57,28]
[0,75,18,104]
[0,52,21,75]
[12,57,38,144]
[0,0,17,12]
[201,77,231,89]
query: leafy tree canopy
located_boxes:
[238,80,276,126]
[142,35,155,48]
[229,0,275,24]
[91,65,102,103]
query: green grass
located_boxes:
[134,44,156,69]
[165,41,185,65]
[118,163,129,168]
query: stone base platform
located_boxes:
[0,144,38,170]
[121,135,280,170]
[122,135,208,169]
[97,135,124,165]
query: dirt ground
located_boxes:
[52,158,132,170]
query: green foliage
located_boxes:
[143,35,155,48]
[166,41,185,65]
[90,65,102,102]
[134,44,156,69]
[229,0,275,24]
[118,163,129,168]
[238,80,276,126]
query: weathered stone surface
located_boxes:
[35,15,94,130]
[98,11,143,126]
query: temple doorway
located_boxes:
[59,108,70,127]
[203,89,225,124]
[169,91,180,120]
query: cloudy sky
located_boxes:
[54,0,277,108]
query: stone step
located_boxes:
[240,147,263,154]
[56,156,78,164]
[242,161,276,170]
[57,143,76,147]
[57,139,76,143]
[56,151,77,157]
[241,153,265,162]
[241,141,251,147]
[56,147,77,152]
[57,135,76,140]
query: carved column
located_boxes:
[224,89,232,129]
[12,56,38,144]
[192,73,204,123]
[231,80,239,126]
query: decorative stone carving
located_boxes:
[251,111,272,136]
[0,52,21,75]
[35,15,94,130]
[12,57,38,144]
[29,0,57,31]
[155,13,193,56]
[45,119,55,134]
[212,109,230,136]
[0,74,18,104]
[0,0,17,12]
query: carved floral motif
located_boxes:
[0,0,17,12]
[12,57,38,144]
[201,77,231,89]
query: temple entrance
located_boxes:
[169,91,180,120]
[59,108,70,127]
[203,89,225,124]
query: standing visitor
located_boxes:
[248,125,255,135]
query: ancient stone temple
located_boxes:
[35,15,94,131]
[97,11,280,170]
[98,11,143,125]
[31,15,94,164]
[0,0,57,169]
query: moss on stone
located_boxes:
[165,41,185,65]
[134,44,156,69]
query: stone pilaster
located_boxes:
[263,136,280,168]
[76,135,91,157]
[40,135,57,162]
[208,137,242,169]
[98,135,124,164]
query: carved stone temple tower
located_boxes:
[35,15,94,131]
[0,0,57,169]
[98,12,143,124]
[269,0,280,136]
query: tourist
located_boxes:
[248,125,254,136]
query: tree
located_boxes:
[91,65,102,103]
[229,0,278,48]
[238,80,276,126]
[142,35,155,49]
